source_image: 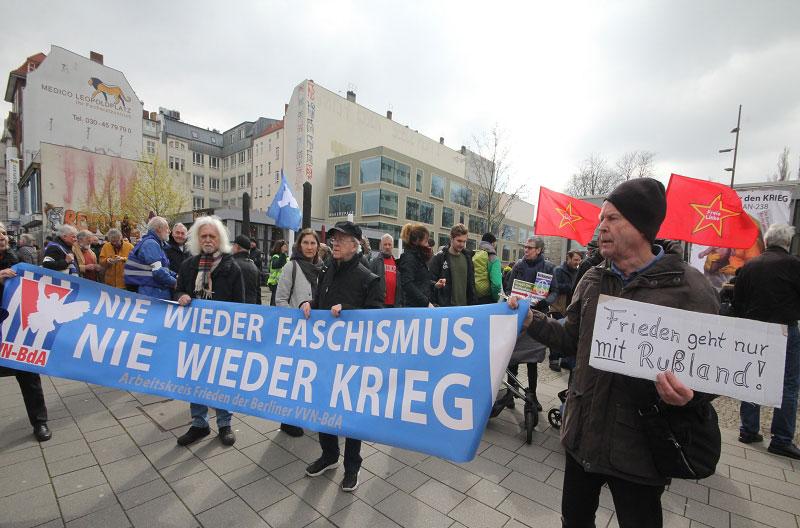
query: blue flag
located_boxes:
[267,171,302,231]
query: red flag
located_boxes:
[657,173,759,248]
[534,187,601,245]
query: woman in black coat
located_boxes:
[398,223,435,307]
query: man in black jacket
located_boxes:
[301,221,383,492]
[735,223,800,459]
[165,222,190,275]
[231,234,262,305]
[42,224,79,275]
[428,223,476,307]
[369,234,402,307]
[0,223,51,442]
[174,216,244,449]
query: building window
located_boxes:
[209,156,219,169]
[169,156,184,171]
[268,161,271,174]
[247,172,252,185]
[416,169,423,193]
[209,198,221,207]
[441,206,454,229]
[430,174,445,200]
[229,176,236,191]
[438,234,449,248]
[210,178,219,191]
[405,197,434,224]
[360,157,381,184]
[501,224,516,241]
[238,151,245,164]
[146,140,155,155]
[191,130,198,139]
[394,161,410,188]
[459,211,465,225]
[247,148,252,161]
[239,129,245,140]
[275,171,280,183]
[169,140,174,148]
[477,192,491,213]
[334,162,351,188]
[223,158,228,170]
[468,214,487,235]
[466,238,477,251]
[223,179,229,192]
[193,196,205,209]
[238,174,245,188]
[192,174,205,189]
[192,152,204,166]
[518,228,527,244]
[501,245,511,261]
[450,181,472,207]
[362,189,398,217]
[329,193,356,217]
[275,147,279,160]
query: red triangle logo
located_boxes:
[20,278,71,330]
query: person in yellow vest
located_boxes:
[473,232,502,304]
[267,239,288,306]
[99,228,134,289]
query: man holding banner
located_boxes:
[516,178,719,527]
[301,220,384,492]
[734,223,800,459]
[174,216,244,448]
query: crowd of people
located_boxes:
[0,176,797,526]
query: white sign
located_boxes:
[589,295,787,407]
[22,46,143,166]
[690,188,793,288]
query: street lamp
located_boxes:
[718,105,742,188]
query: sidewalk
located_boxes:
[2,365,799,528]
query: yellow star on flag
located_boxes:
[555,202,583,232]
[690,194,741,237]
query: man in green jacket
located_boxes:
[473,232,502,304]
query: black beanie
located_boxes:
[605,178,667,242]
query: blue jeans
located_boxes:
[190,403,232,429]
[740,324,800,447]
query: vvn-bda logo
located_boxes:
[0,277,90,367]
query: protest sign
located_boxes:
[690,188,793,288]
[589,295,787,407]
[511,273,552,301]
[0,264,527,462]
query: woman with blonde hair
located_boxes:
[398,223,435,307]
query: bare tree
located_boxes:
[123,153,189,223]
[777,146,790,181]
[468,126,527,235]
[565,153,622,196]
[614,150,656,180]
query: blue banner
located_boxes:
[0,264,527,462]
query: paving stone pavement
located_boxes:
[2,365,800,528]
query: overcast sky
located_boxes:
[3,0,799,202]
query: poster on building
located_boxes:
[21,46,143,166]
[589,295,787,407]
[690,188,793,287]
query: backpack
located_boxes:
[473,250,490,298]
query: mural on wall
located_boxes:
[44,204,64,231]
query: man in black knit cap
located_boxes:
[512,178,719,527]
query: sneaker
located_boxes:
[341,470,360,492]
[768,443,800,460]
[177,426,210,446]
[738,432,763,444]
[218,426,236,446]
[280,423,304,437]
[305,457,340,477]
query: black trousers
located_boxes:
[0,368,48,426]
[507,362,538,399]
[318,432,362,474]
[268,284,277,306]
[563,453,665,528]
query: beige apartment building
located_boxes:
[252,121,284,212]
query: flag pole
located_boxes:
[730,105,741,189]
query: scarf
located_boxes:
[194,251,222,299]
[294,256,324,288]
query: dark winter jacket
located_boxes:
[311,255,384,310]
[175,253,245,303]
[550,261,578,315]
[232,251,262,305]
[42,236,78,275]
[733,246,800,325]
[397,247,433,308]
[526,243,719,486]
[369,253,404,307]
[428,246,476,307]
[165,236,191,275]
[0,249,19,298]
